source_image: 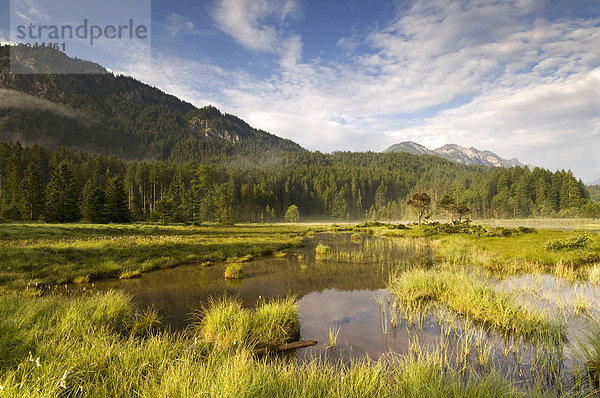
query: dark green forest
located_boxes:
[1,45,598,223]
[0,142,597,223]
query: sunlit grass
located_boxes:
[369,223,600,280]
[315,243,331,255]
[0,223,308,291]
[194,296,299,351]
[224,263,243,279]
[389,269,566,345]
[0,291,535,397]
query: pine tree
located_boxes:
[20,162,45,221]
[84,188,109,223]
[105,176,131,223]
[407,193,431,225]
[438,194,457,222]
[1,155,22,220]
[153,197,176,224]
[559,171,582,210]
[45,161,81,222]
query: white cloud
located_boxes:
[14,0,50,21]
[164,14,206,38]
[386,71,600,174]
[213,0,300,53]
[116,0,600,181]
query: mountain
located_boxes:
[384,141,530,169]
[587,178,600,186]
[0,44,303,162]
[384,141,437,156]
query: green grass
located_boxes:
[435,230,600,278]
[0,291,539,397]
[315,243,331,255]
[389,269,566,344]
[0,223,308,291]
[3,221,600,395]
[119,270,141,279]
[195,296,299,351]
[367,223,600,280]
[576,321,600,388]
[224,263,244,279]
[274,251,287,258]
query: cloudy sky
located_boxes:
[2,0,600,182]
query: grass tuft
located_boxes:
[195,296,299,351]
[119,270,141,279]
[389,269,566,344]
[315,243,331,255]
[224,263,243,279]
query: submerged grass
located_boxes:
[389,269,566,345]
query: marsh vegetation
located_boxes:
[2,221,600,395]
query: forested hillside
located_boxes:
[589,185,600,202]
[0,45,598,223]
[0,45,302,162]
[0,142,597,223]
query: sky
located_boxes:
[1,0,600,182]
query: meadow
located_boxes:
[2,220,600,396]
[0,223,310,292]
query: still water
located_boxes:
[68,232,435,360]
[52,231,600,389]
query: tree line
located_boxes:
[0,142,598,224]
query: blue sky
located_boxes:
[1,0,600,182]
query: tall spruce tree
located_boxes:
[84,188,109,223]
[105,176,131,223]
[20,162,45,221]
[45,161,81,222]
[1,155,22,220]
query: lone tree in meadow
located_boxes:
[438,194,458,222]
[284,204,300,223]
[456,201,471,222]
[407,193,431,225]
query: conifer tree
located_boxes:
[105,176,131,223]
[438,194,457,222]
[20,162,45,221]
[45,161,81,222]
[284,204,300,223]
[84,188,109,223]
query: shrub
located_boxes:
[545,233,591,251]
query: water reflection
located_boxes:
[66,233,430,335]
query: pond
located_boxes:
[57,233,434,359]
[53,232,600,390]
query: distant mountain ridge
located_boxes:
[588,178,600,186]
[384,141,531,169]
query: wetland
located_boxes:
[2,221,600,396]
